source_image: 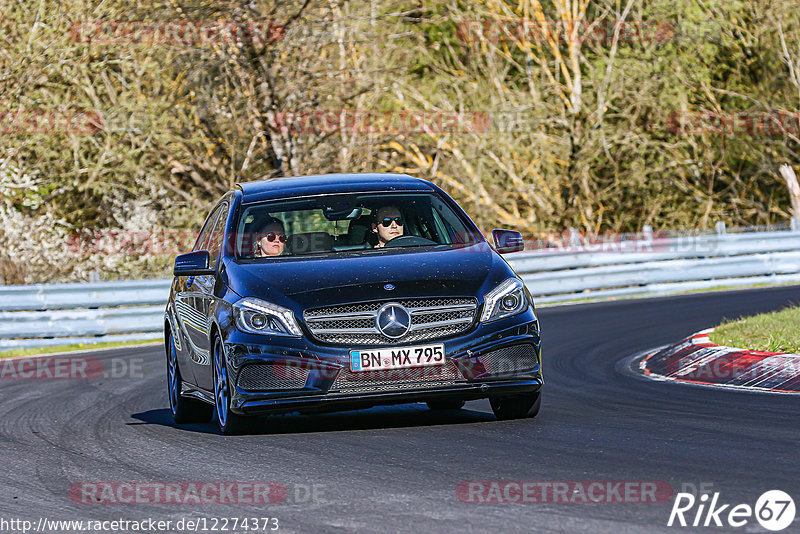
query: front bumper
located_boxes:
[222,308,542,415]
[237,379,541,415]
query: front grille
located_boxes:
[330,360,464,394]
[304,297,478,346]
[236,364,310,391]
[480,344,539,375]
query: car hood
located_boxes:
[225,244,513,310]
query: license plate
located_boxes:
[349,343,445,372]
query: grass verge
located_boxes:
[0,338,163,359]
[710,306,800,353]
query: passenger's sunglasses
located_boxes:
[379,217,404,227]
[261,232,286,243]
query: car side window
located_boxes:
[206,203,229,269]
[193,204,222,252]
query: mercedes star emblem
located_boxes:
[376,303,411,339]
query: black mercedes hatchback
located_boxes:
[165,173,542,433]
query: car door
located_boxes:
[190,200,229,390]
[173,202,223,385]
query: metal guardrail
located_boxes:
[512,229,800,272]
[0,279,172,311]
[516,225,800,303]
[0,280,171,350]
[0,306,165,339]
[1,223,798,350]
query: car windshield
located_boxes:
[235,192,481,259]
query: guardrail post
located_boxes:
[568,228,581,249]
[640,225,654,251]
[715,221,726,235]
[780,164,800,223]
[792,217,800,232]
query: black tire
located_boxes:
[490,391,541,420]
[166,330,213,424]
[212,335,249,435]
[426,399,466,411]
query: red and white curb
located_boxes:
[639,328,800,394]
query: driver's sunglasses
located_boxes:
[261,232,286,243]
[379,216,404,227]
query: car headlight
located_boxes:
[480,278,528,323]
[233,297,302,337]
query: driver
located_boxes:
[371,205,404,248]
[253,216,287,257]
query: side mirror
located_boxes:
[174,250,215,276]
[492,229,524,254]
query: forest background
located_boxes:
[1,0,799,283]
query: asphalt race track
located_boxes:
[1,286,799,533]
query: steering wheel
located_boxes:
[382,235,437,248]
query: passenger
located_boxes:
[254,217,287,257]
[371,206,404,248]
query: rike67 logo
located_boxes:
[668,490,796,531]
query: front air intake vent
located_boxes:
[480,344,539,375]
[236,364,309,391]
